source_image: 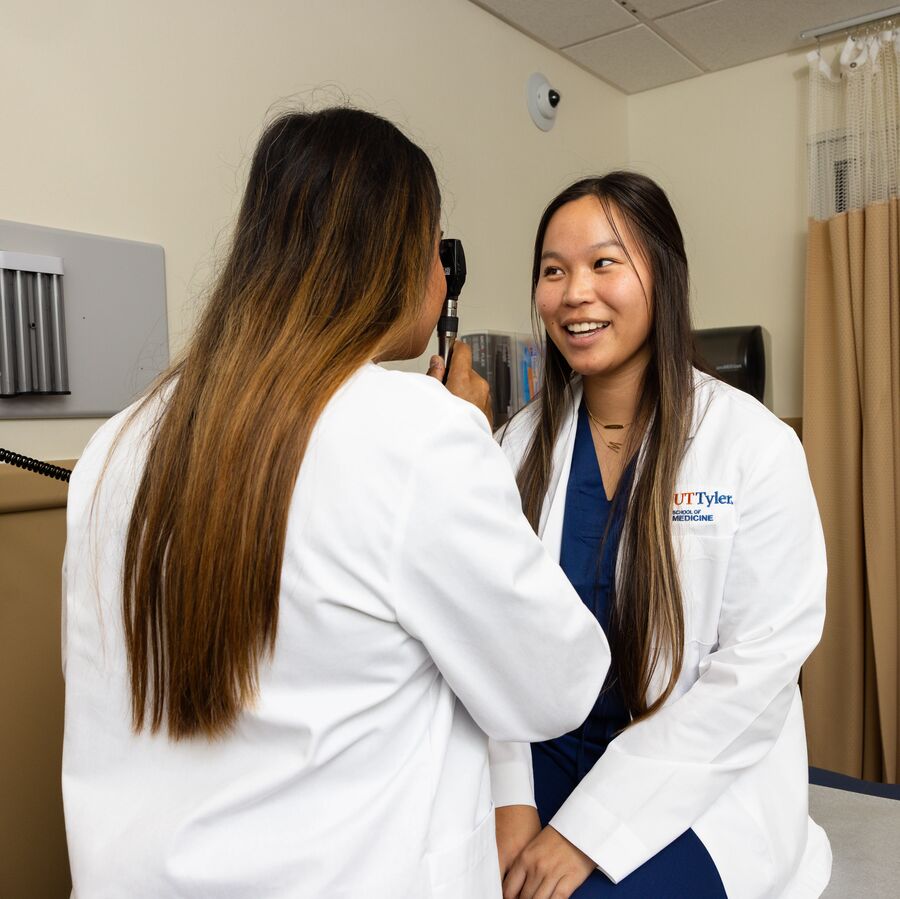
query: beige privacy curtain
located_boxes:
[803,33,900,783]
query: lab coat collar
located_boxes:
[538,379,581,561]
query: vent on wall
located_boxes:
[0,219,168,420]
[0,251,69,397]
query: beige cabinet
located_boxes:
[0,463,71,897]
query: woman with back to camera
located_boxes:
[491,173,831,898]
[61,107,611,898]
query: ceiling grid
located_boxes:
[470,0,899,93]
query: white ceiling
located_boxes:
[470,0,898,93]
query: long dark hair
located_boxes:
[120,107,441,739]
[517,172,701,723]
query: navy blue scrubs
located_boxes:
[530,403,726,898]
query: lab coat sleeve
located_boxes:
[488,738,536,808]
[391,402,610,744]
[487,407,551,807]
[549,426,826,882]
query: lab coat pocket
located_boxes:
[678,533,733,645]
[425,806,501,899]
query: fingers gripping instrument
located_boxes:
[438,238,466,383]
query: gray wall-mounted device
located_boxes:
[693,326,766,404]
[0,251,69,397]
[0,219,168,419]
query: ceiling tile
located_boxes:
[655,0,897,71]
[565,24,703,93]
[473,0,637,49]
[630,0,716,17]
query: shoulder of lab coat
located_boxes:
[550,375,827,882]
[360,367,610,744]
[494,400,537,464]
[493,379,582,471]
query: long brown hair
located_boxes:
[120,107,440,739]
[516,173,701,724]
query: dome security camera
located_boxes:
[527,73,561,131]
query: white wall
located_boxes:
[0,0,628,460]
[628,48,814,418]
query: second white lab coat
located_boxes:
[62,363,610,898]
[490,372,832,899]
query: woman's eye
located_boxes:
[542,265,563,277]
[594,258,614,269]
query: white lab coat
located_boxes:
[489,372,832,899]
[62,363,610,899]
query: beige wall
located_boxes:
[0,0,627,461]
[629,48,814,418]
[1,2,825,454]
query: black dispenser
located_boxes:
[693,326,765,403]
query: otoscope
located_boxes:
[437,238,466,382]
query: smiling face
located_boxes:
[536,195,653,382]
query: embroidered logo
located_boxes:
[672,490,733,523]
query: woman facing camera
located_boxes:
[61,108,611,899]
[493,173,830,898]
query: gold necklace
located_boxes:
[586,407,630,453]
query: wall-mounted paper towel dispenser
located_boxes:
[693,325,765,403]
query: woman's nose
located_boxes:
[563,268,595,305]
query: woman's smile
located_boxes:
[561,319,612,346]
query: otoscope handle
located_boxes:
[438,333,456,383]
[437,315,458,334]
[438,294,459,381]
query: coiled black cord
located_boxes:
[0,447,71,482]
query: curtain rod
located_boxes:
[799,5,900,40]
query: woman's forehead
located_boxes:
[545,196,638,253]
